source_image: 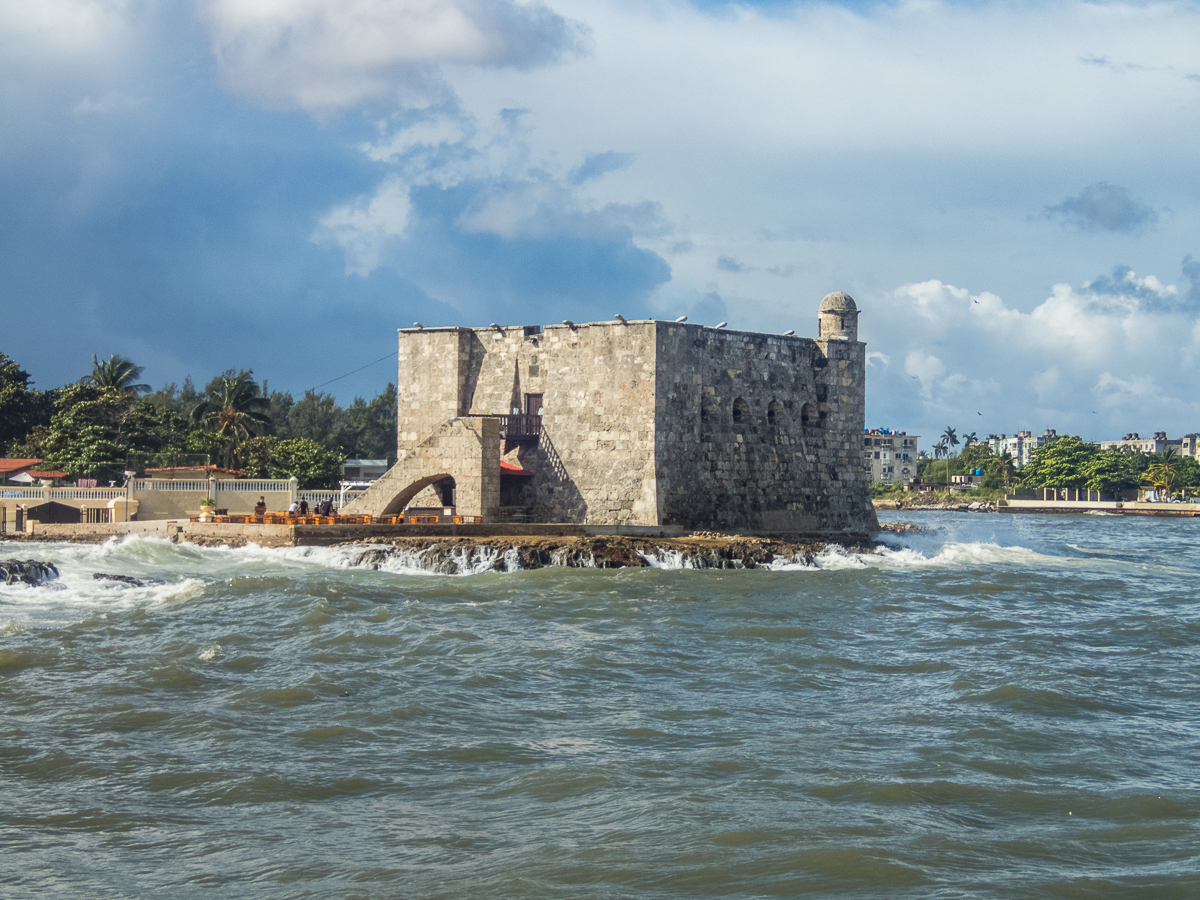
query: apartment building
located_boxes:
[863,429,919,483]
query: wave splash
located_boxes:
[1,533,1073,586]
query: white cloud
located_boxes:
[0,0,132,62]
[868,270,1200,440]
[904,349,945,399]
[314,177,412,275]
[203,0,583,111]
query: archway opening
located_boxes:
[379,472,455,516]
[732,397,748,425]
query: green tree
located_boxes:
[341,383,396,458]
[1019,435,1098,489]
[14,384,142,480]
[1081,450,1142,494]
[289,389,343,449]
[236,435,279,478]
[262,383,295,439]
[0,352,53,453]
[1178,457,1200,494]
[269,438,344,489]
[81,354,151,395]
[191,371,271,455]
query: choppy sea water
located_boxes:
[2,512,1198,899]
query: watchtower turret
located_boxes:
[818,291,858,342]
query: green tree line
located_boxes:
[910,427,1200,497]
[0,352,396,489]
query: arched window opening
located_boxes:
[800,402,816,426]
[767,400,779,426]
[732,397,748,425]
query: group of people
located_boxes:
[253,497,336,517]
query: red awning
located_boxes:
[500,461,534,476]
[28,470,69,479]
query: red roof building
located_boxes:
[0,459,45,484]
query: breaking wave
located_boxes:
[0,533,1085,588]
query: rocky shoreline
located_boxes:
[874,498,998,513]
[1,532,895,576]
[344,534,882,573]
[1,559,60,585]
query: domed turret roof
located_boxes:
[819,291,857,312]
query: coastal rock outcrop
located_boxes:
[345,535,875,574]
[1,559,60,586]
[93,573,147,587]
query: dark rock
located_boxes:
[92,573,146,587]
[1,559,60,586]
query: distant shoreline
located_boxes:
[875,498,1200,518]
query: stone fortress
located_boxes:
[343,293,878,538]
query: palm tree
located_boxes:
[932,440,947,484]
[81,354,150,395]
[1143,447,1182,501]
[191,373,271,466]
[963,432,978,447]
[989,452,1016,491]
[940,426,959,484]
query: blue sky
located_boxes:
[3,0,1200,445]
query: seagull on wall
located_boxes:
[715,322,727,328]
[674,315,687,323]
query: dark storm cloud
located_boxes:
[374,179,671,326]
[1044,182,1158,234]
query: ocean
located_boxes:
[2,512,1198,898]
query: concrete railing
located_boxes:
[216,480,295,493]
[1,487,126,500]
[131,479,211,492]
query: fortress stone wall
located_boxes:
[350,293,877,537]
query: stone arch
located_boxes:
[379,473,455,516]
[732,397,748,425]
[800,402,817,426]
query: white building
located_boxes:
[1182,434,1200,458]
[986,429,1058,467]
[863,429,919,483]
[342,459,389,482]
[1100,432,1182,455]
